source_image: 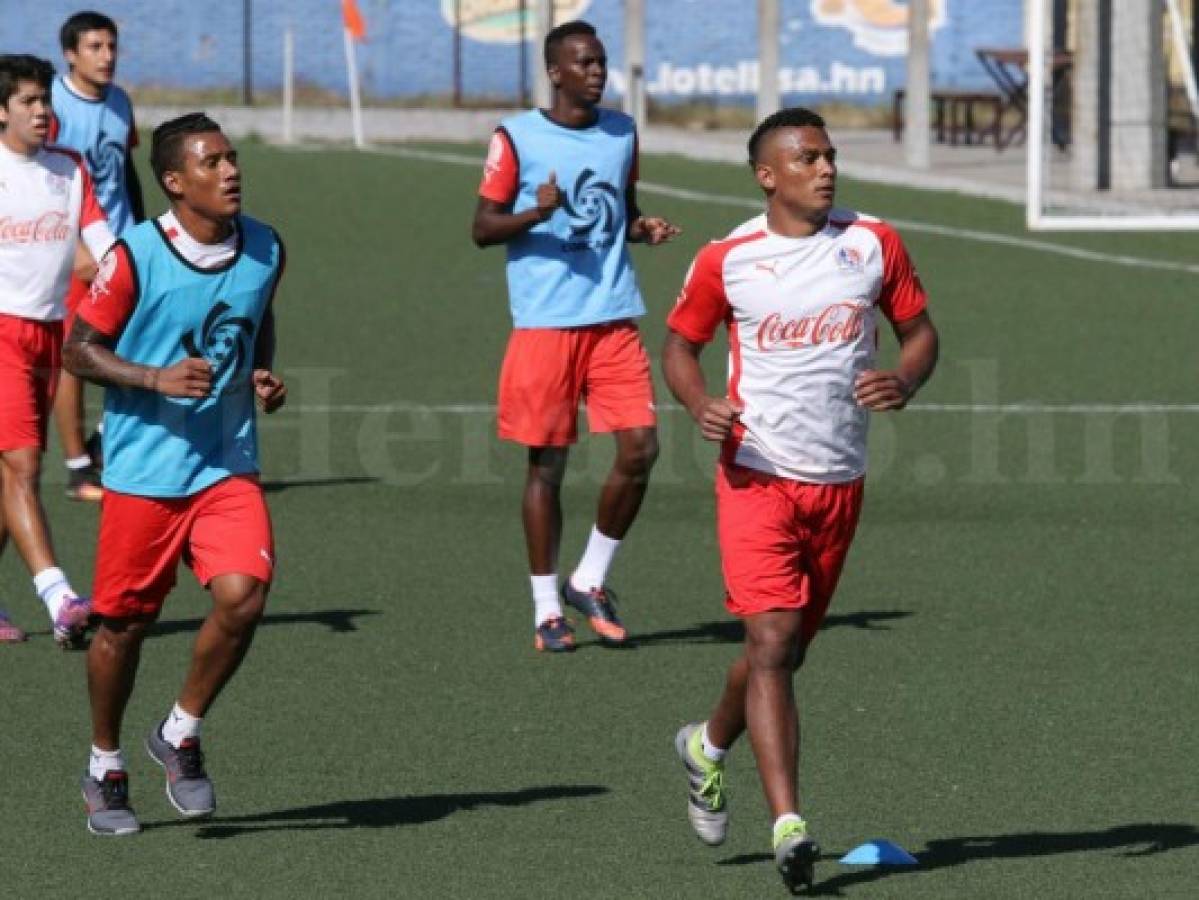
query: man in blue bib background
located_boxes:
[64,112,286,836]
[50,9,145,501]
[473,20,680,653]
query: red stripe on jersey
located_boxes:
[45,146,108,231]
[478,128,519,204]
[667,229,767,345]
[848,219,927,323]
[77,242,137,338]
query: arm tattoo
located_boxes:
[64,319,157,391]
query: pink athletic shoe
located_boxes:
[53,597,92,649]
[0,611,26,643]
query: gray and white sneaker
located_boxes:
[773,818,820,894]
[81,770,141,836]
[146,724,215,817]
[674,722,729,846]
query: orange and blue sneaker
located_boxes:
[561,581,627,644]
[773,817,820,894]
[65,464,103,502]
[534,616,575,653]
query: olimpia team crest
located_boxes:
[439,0,592,44]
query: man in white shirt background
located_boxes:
[0,54,114,646]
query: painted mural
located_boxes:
[1,0,1022,105]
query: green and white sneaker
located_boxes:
[773,817,819,894]
[674,722,728,846]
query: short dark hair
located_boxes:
[747,107,827,165]
[0,55,55,111]
[544,20,597,68]
[60,11,119,52]
[150,112,223,192]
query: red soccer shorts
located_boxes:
[0,314,62,452]
[92,475,275,619]
[716,462,864,645]
[497,321,656,447]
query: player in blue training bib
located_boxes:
[49,10,146,502]
[473,20,681,653]
[50,11,143,235]
[64,113,288,837]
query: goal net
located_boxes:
[1026,0,1199,230]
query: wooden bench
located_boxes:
[892,89,1004,146]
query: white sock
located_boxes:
[701,723,728,763]
[161,703,203,748]
[65,454,92,470]
[569,526,622,592]
[773,812,805,841]
[89,745,125,780]
[530,574,562,626]
[33,567,76,620]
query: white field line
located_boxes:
[319,143,1199,277]
[282,402,1199,415]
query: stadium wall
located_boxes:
[1,0,1022,106]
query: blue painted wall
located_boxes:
[1,1,1023,104]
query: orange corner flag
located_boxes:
[342,0,367,41]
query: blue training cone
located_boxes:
[839,840,919,866]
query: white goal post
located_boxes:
[1027,0,1199,230]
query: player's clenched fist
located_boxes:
[535,170,562,221]
[630,215,682,245]
[252,369,287,413]
[692,396,743,443]
[146,357,212,398]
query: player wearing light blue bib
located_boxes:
[473,21,681,653]
[49,12,143,236]
[490,106,643,328]
[100,214,282,497]
[64,114,288,837]
[49,11,145,502]
[51,73,138,235]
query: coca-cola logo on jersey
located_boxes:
[0,212,71,245]
[756,301,868,350]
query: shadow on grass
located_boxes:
[150,608,380,638]
[778,824,1199,896]
[629,610,914,647]
[261,475,380,494]
[153,784,609,839]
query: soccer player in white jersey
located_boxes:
[49,10,145,502]
[0,55,114,647]
[662,107,939,892]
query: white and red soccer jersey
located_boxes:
[667,209,927,483]
[0,142,114,321]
